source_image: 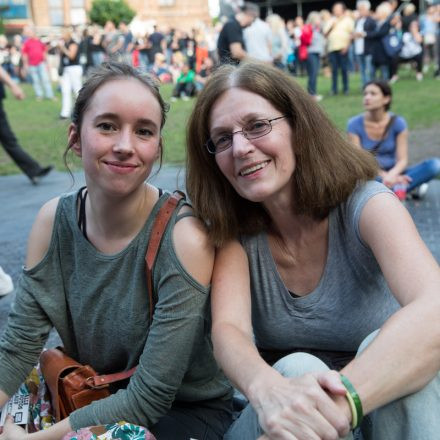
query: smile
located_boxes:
[239,161,270,177]
[104,161,138,174]
[104,161,137,168]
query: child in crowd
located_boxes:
[171,62,195,101]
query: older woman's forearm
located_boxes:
[340,296,440,415]
[212,322,280,399]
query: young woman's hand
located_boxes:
[250,371,351,440]
[0,416,28,440]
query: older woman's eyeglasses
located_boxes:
[206,116,288,154]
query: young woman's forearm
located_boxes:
[29,418,72,439]
[0,413,71,440]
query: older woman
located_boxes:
[186,62,440,440]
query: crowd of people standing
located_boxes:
[0,1,438,108]
[216,0,440,101]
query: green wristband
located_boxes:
[340,374,363,429]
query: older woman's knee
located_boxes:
[273,352,329,378]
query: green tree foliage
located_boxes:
[89,0,135,27]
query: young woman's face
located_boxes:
[210,87,295,205]
[70,78,162,196]
[363,84,390,112]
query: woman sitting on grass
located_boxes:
[186,61,440,440]
[347,80,440,200]
[0,62,232,440]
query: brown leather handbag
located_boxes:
[40,191,184,422]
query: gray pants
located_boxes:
[225,331,440,440]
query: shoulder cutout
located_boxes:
[172,206,214,287]
[26,197,60,269]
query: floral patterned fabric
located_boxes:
[21,365,156,440]
[62,422,155,440]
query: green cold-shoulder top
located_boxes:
[0,189,232,430]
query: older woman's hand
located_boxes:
[251,371,351,440]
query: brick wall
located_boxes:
[29,0,211,30]
[128,0,211,30]
[30,0,51,27]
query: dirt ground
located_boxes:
[408,125,440,164]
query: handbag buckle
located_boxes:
[85,376,108,389]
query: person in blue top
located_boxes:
[347,79,440,200]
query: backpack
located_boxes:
[382,30,403,57]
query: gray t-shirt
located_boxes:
[241,181,400,369]
[0,190,231,430]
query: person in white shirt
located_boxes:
[353,0,376,86]
[244,9,273,63]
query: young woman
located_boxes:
[186,62,440,440]
[348,80,440,200]
[0,62,232,440]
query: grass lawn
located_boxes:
[0,68,438,176]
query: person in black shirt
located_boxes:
[217,2,258,64]
[58,28,82,119]
[148,25,165,63]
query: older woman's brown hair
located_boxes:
[186,62,377,247]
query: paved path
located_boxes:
[1,169,439,337]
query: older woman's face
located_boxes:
[210,87,295,205]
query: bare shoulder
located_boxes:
[172,205,214,287]
[359,192,414,234]
[359,192,439,304]
[26,197,60,269]
[359,191,419,247]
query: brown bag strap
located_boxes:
[371,115,396,155]
[145,190,185,322]
[86,366,138,387]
